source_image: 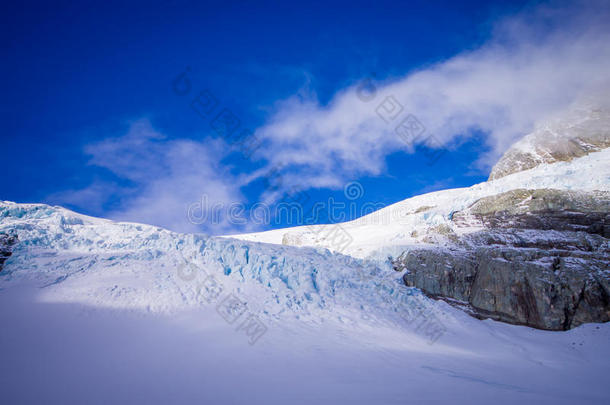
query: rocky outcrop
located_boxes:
[393,189,610,330]
[452,189,610,237]
[396,245,609,330]
[489,104,610,180]
[0,231,18,272]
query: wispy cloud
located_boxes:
[51,119,244,234]
[252,0,610,192]
[50,1,610,234]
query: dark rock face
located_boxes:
[393,189,610,330]
[0,231,18,272]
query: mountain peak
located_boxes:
[489,102,610,180]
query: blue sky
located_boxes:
[2,0,609,234]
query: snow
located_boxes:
[2,283,608,404]
[232,147,610,258]
[1,148,609,403]
[2,189,610,402]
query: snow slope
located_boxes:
[233,147,610,259]
[0,202,416,322]
[1,120,609,403]
[1,198,610,404]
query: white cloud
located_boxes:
[52,119,245,234]
[50,1,610,233]
[252,0,610,192]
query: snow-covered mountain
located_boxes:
[489,101,610,180]
[233,145,610,259]
[230,104,609,332]
[1,104,609,403]
[0,201,413,322]
[1,195,609,404]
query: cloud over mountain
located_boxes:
[253,0,610,191]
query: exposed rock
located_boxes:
[0,231,18,272]
[393,188,610,330]
[422,224,459,244]
[413,205,435,214]
[452,189,610,237]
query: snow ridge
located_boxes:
[0,201,439,332]
[234,147,610,258]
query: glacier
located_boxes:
[1,121,609,403]
[1,195,610,404]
